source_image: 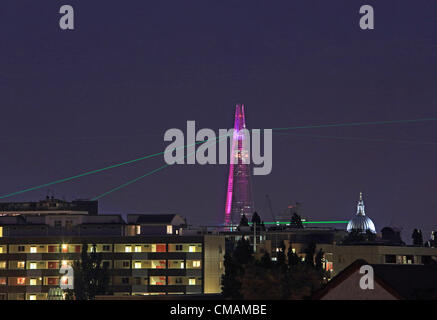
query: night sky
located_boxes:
[1,1,436,241]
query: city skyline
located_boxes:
[1,1,436,239]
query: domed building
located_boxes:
[347,192,376,234]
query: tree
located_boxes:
[240,263,283,300]
[304,242,316,265]
[283,264,324,299]
[251,211,261,225]
[233,237,253,265]
[222,237,326,300]
[221,237,254,299]
[70,243,109,300]
[238,214,249,229]
[315,248,324,271]
[259,252,272,269]
[239,246,324,300]
[287,242,300,267]
[290,213,304,229]
[251,212,264,232]
[276,240,286,268]
[412,229,424,246]
[221,252,242,299]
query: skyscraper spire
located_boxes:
[224,104,254,227]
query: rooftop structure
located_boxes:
[0,197,98,216]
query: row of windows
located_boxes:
[384,254,421,264]
[0,276,201,287]
[114,276,202,286]
[0,243,202,254]
[0,276,69,286]
[0,259,202,270]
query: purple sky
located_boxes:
[1,1,436,242]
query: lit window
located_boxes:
[0,227,3,238]
[30,246,37,253]
[166,225,173,234]
[189,278,196,285]
[61,276,68,285]
[0,261,5,269]
[30,279,37,286]
[29,295,36,300]
[135,225,141,235]
[17,277,26,285]
[17,261,25,269]
[0,247,3,254]
[135,246,141,253]
[189,246,196,252]
[193,261,201,268]
[30,262,37,270]
[61,260,68,267]
[125,246,132,253]
[134,262,141,269]
[61,244,68,253]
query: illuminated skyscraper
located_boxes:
[224,104,254,227]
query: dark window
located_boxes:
[176,245,183,251]
[65,221,73,229]
[121,277,129,284]
[18,246,25,252]
[422,256,434,264]
[102,261,110,269]
[122,261,130,268]
[103,245,111,252]
[385,254,396,263]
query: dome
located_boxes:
[346,192,376,234]
[347,215,376,233]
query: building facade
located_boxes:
[0,235,224,300]
[0,200,224,300]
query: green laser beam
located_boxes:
[272,117,437,131]
[91,164,170,200]
[248,221,349,225]
[0,134,229,200]
[92,117,437,200]
[275,132,437,145]
[91,135,230,200]
[2,117,437,200]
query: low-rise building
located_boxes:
[0,234,224,300]
[0,199,224,300]
[313,259,437,300]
